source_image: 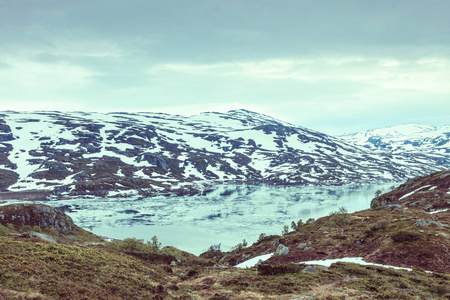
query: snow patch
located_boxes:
[235,253,274,268]
[301,257,413,271]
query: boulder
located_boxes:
[0,203,77,232]
[275,244,289,256]
[415,219,448,228]
[298,243,308,250]
[28,232,57,243]
[302,266,318,273]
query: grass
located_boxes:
[0,239,167,300]
[1,221,449,299]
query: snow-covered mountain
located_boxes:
[340,124,449,161]
[0,111,448,199]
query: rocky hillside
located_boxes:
[1,110,448,199]
[371,169,450,212]
[0,185,449,299]
[215,169,450,274]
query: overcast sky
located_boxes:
[0,0,449,134]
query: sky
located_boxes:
[0,0,449,135]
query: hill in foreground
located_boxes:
[0,170,449,299]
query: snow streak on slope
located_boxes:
[0,111,448,198]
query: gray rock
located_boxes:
[28,232,57,243]
[275,244,289,256]
[302,266,318,273]
[385,204,402,210]
[0,203,76,232]
[298,243,308,250]
[270,240,280,247]
[415,219,428,227]
[170,261,177,266]
[415,219,449,228]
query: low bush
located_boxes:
[0,224,8,236]
[257,263,305,276]
[32,225,42,233]
[105,236,161,254]
[391,231,421,243]
[200,244,222,259]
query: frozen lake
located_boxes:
[1,183,394,255]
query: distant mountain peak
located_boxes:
[0,111,448,199]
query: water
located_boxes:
[0,183,394,255]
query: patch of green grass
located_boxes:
[0,239,167,299]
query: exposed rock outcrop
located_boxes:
[0,203,77,232]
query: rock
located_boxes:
[170,261,177,266]
[302,266,318,273]
[0,203,77,232]
[415,219,448,228]
[275,244,289,256]
[298,243,308,250]
[28,232,57,243]
[270,240,280,247]
[415,219,428,227]
[385,204,402,210]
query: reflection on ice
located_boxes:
[1,183,394,255]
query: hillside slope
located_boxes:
[1,111,448,199]
[217,170,450,275]
[0,183,449,299]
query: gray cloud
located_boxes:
[0,0,449,134]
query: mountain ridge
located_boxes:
[0,110,448,199]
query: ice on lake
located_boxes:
[1,183,394,255]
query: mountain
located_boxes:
[340,124,450,164]
[0,110,448,199]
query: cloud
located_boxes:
[0,1,449,134]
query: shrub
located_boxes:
[47,227,59,236]
[0,224,9,237]
[257,233,267,242]
[282,225,289,235]
[257,263,305,276]
[306,218,315,224]
[328,207,351,236]
[32,225,42,233]
[232,239,248,251]
[391,231,421,243]
[200,244,222,259]
[371,199,381,209]
[291,219,304,231]
[149,235,161,251]
[105,236,161,255]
